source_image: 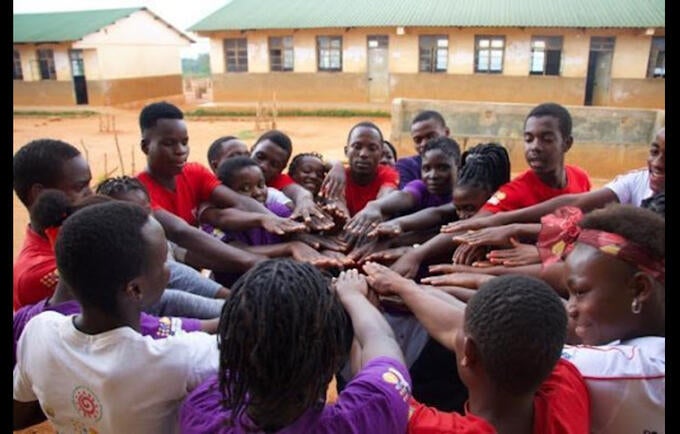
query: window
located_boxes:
[69,50,85,76]
[269,36,293,71]
[475,36,505,73]
[37,48,56,80]
[647,37,665,78]
[419,35,448,72]
[224,38,248,72]
[13,50,23,80]
[530,36,562,75]
[317,36,342,71]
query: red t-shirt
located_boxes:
[268,173,295,190]
[408,359,590,434]
[344,165,399,216]
[482,165,591,213]
[137,163,220,226]
[13,226,58,311]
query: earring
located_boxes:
[631,298,642,314]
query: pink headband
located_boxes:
[537,206,665,284]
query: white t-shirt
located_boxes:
[561,336,665,434]
[266,187,293,207]
[604,168,653,207]
[14,311,219,434]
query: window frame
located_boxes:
[14,49,23,80]
[529,36,563,76]
[269,36,294,72]
[223,38,248,73]
[316,36,342,72]
[647,36,665,79]
[474,35,505,74]
[36,48,56,80]
[418,35,449,73]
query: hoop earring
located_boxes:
[631,298,642,314]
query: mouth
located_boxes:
[649,166,665,178]
[354,161,373,170]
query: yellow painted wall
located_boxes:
[92,45,184,79]
[13,80,74,105]
[611,32,654,78]
[14,43,72,82]
[87,74,184,105]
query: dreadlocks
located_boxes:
[217,259,351,431]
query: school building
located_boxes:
[189,0,665,109]
[13,7,194,106]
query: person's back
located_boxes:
[13,202,219,432]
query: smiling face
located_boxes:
[142,119,189,179]
[563,243,638,346]
[523,115,571,179]
[290,155,325,196]
[345,126,383,181]
[251,140,291,183]
[421,149,456,196]
[229,165,268,204]
[647,128,665,193]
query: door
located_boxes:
[69,50,88,105]
[367,35,389,103]
[584,37,615,106]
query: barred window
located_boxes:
[419,35,448,73]
[37,48,56,80]
[647,37,665,78]
[530,36,563,76]
[224,38,248,72]
[269,36,293,71]
[475,36,505,73]
[317,36,342,71]
[14,50,23,80]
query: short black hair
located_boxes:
[423,136,462,168]
[254,130,293,156]
[526,102,572,138]
[465,274,567,395]
[216,156,260,188]
[346,121,384,144]
[412,110,447,128]
[641,191,665,217]
[217,258,351,431]
[13,138,82,207]
[96,176,150,200]
[139,101,184,134]
[383,140,398,160]
[207,135,239,163]
[55,201,153,312]
[30,189,113,233]
[288,152,325,176]
[457,142,511,195]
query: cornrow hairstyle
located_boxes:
[288,152,325,176]
[217,258,352,431]
[254,130,293,156]
[457,142,511,196]
[580,203,664,261]
[139,101,184,134]
[346,121,384,144]
[216,156,260,188]
[383,140,398,161]
[13,138,82,207]
[423,136,462,169]
[466,274,567,395]
[30,189,113,233]
[641,191,665,217]
[207,136,239,163]
[96,176,150,201]
[526,102,572,138]
[411,110,447,128]
[55,201,152,312]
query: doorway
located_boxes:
[584,37,615,106]
[367,35,389,103]
[69,50,88,105]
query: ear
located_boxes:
[344,145,349,157]
[630,271,656,304]
[27,183,45,207]
[562,135,573,153]
[124,279,144,303]
[444,126,451,137]
[459,334,479,368]
[141,138,149,155]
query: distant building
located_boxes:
[190,0,664,109]
[13,7,194,106]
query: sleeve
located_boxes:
[380,166,400,189]
[402,180,427,208]
[13,316,43,402]
[330,357,411,434]
[140,314,203,338]
[408,400,493,434]
[14,260,58,309]
[188,163,222,203]
[181,332,221,390]
[267,201,293,218]
[481,179,525,213]
[269,173,295,190]
[267,187,293,206]
[179,375,225,434]
[604,171,640,205]
[561,341,665,379]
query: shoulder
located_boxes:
[179,374,227,434]
[608,167,649,184]
[395,156,420,168]
[377,165,399,182]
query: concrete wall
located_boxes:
[86,74,184,105]
[13,80,75,105]
[201,26,664,109]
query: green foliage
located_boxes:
[182,53,211,77]
[13,110,98,118]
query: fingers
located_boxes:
[428,264,456,275]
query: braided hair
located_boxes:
[457,142,511,195]
[288,152,325,176]
[217,259,351,431]
[96,176,150,200]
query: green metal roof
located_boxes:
[190,0,664,32]
[14,7,194,43]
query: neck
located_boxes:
[350,170,377,186]
[49,281,75,305]
[247,401,308,432]
[73,305,141,335]
[468,388,534,434]
[537,165,567,189]
[145,165,176,190]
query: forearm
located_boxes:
[410,231,457,264]
[428,286,477,303]
[239,242,295,258]
[202,207,274,232]
[372,191,414,218]
[398,203,457,233]
[211,185,271,214]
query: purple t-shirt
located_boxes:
[179,356,412,434]
[13,299,201,367]
[395,155,422,189]
[402,179,451,211]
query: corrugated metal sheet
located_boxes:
[189,0,664,32]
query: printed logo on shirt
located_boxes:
[39,270,59,289]
[381,367,412,402]
[486,191,506,206]
[156,316,183,337]
[72,385,103,422]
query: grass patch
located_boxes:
[186,108,390,118]
[14,110,99,118]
